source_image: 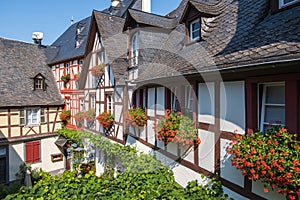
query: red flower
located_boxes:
[282,152,289,156]
[270,149,275,154]
[263,187,268,193]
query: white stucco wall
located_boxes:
[147,88,155,117]
[9,143,24,181]
[198,82,215,124]
[220,138,244,187]
[220,81,245,134]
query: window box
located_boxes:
[51,153,63,162]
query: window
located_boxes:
[106,94,114,114]
[66,63,70,74]
[190,19,200,41]
[79,59,83,71]
[259,83,285,133]
[66,98,71,110]
[34,75,45,90]
[20,108,45,126]
[25,141,40,164]
[90,95,96,109]
[80,99,85,111]
[279,0,300,7]
[170,87,179,111]
[131,33,139,67]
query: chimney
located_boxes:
[142,0,151,13]
[32,32,43,45]
[111,0,121,7]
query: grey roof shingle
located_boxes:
[102,0,140,18]
[49,16,91,64]
[124,9,178,30]
[0,38,64,107]
[127,0,300,81]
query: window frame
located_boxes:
[105,94,114,114]
[258,82,285,133]
[189,18,201,42]
[33,75,45,90]
[279,0,300,8]
[19,108,45,126]
[131,33,139,67]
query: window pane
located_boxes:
[266,85,285,104]
[264,106,285,124]
[284,0,297,4]
[192,21,200,30]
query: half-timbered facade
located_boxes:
[103,0,300,199]
[0,38,65,183]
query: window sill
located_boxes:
[185,38,202,47]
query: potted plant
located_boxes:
[84,108,96,128]
[227,127,300,199]
[59,110,71,126]
[90,63,105,77]
[153,110,200,146]
[128,107,148,127]
[97,111,114,130]
[74,73,80,82]
[74,111,85,128]
[61,74,71,83]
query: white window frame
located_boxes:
[279,0,300,8]
[90,95,96,109]
[106,94,114,114]
[189,18,200,41]
[26,108,41,126]
[259,83,285,133]
[184,85,194,112]
[170,87,178,111]
[35,78,43,90]
[66,98,71,110]
[80,98,85,111]
[131,33,139,67]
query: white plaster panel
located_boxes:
[9,143,24,181]
[38,137,65,172]
[128,89,133,107]
[180,145,194,164]
[110,67,115,86]
[114,105,123,123]
[220,139,244,187]
[100,89,104,102]
[222,186,249,200]
[115,87,123,103]
[117,125,123,141]
[166,142,178,156]
[220,81,245,134]
[157,140,164,149]
[172,163,209,187]
[252,181,285,200]
[198,82,215,124]
[147,88,155,117]
[198,130,215,172]
[156,87,165,116]
[147,120,155,145]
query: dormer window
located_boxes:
[190,19,200,41]
[131,33,139,67]
[279,0,300,7]
[34,74,45,90]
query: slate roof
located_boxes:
[0,38,64,107]
[102,0,140,18]
[125,0,300,82]
[79,11,128,87]
[49,16,91,64]
[124,9,178,31]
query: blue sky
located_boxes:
[0,0,181,45]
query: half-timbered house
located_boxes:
[102,0,300,199]
[0,38,65,184]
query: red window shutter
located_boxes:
[25,142,34,164]
[26,141,40,163]
[33,141,40,163]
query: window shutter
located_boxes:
[19,109,25,126]
[26,141,40,164]
[40,108,45,124]
[33,141,40,163]
[25,142,34,164]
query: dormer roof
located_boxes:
[179,0,225,23]
[123,9,178,32]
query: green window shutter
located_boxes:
[19,109,25,126]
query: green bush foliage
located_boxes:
[5,129,231,200]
